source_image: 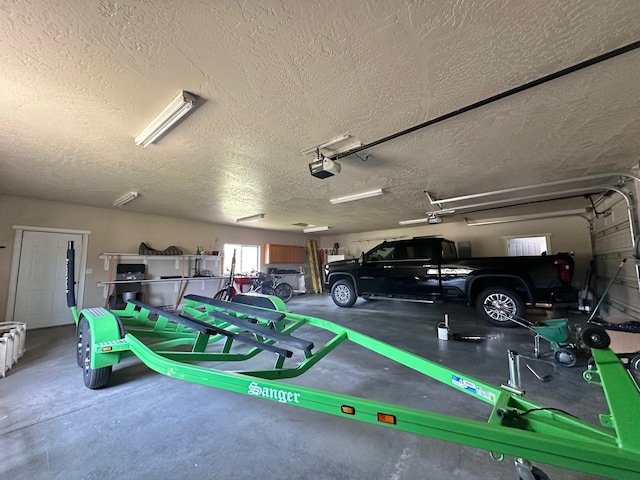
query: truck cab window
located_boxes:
[441,242,457,260]
[369,245,395,261]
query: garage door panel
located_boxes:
[590,187,640,320]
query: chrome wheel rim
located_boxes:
[334,284,351,303]
[483,293,516,321]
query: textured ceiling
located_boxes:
[1,1,640,234]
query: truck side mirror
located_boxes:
[359,252,365,264]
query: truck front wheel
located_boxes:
[331,280,357,307]
[476,287,523,327]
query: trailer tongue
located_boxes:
[66,242,640,480]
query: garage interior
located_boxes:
[1,2,640,480]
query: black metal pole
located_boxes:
[66,241,76,308]
[332,40,640,161]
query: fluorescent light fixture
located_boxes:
[465,209,586,227]
[301,134,350,155]
[330,188,384,204]
[135,91,196,148]
[113,191,139,207]
[303,226,330,233]
[236,213,265,223]
[399,215,442,225]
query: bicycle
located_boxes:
[214,273,293,302]
[246,272,293,302]
[270,274,294,302]
[249,273,277,296]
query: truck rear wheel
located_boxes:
[476,287,523,327]
[331,280,357,308]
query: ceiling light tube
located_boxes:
[398,215,441,225]
[135,91,196,148]
[301,134,350,155]
[113,191,139,207]
[330,188,384,204]
[236,213,265,223]
[303,226,330,233]
[465,209,587,227]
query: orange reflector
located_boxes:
[102,346,113,352]
[341,405,356,415]
[377,413,396,425]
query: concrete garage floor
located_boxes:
[0,294,631,480]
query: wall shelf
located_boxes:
[97,276,227,298]
[97,253,224,303]
[99,253,222,272]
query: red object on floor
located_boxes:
[233,277,255,293]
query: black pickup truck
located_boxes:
[323,237,578,327]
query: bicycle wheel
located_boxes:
[257,285,276,296]
[274,282,293,302]
[214,288,229,300]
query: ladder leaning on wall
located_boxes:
[306,240,322,294]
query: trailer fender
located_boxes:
[232,293,288,312]
[78,307,122,369]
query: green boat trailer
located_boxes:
[66,247,640,480]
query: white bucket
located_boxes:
[437,322,449,341]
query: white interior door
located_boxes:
[506,236,549,256]
[13,231,83,329]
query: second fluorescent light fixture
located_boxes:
[236,213,265,223]
[303,226,330,233]
[135,91,196,148]
[113,191,139,207]
[399,215,442,225]
[330,188,383,204]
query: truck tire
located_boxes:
[476,287,523,327]
[331,279,357,308]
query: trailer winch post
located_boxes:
[66,240,79,324]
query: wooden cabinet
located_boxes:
[263,244,305,264]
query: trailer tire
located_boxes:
[476,287,523,327]
[76,317,86,367]
[79,319,112,389]
[520,467,550,480]
[331,280,357,308]
[630,354,640,371]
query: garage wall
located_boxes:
[318,214,593,293]
[0,195,310,321]
[589,184,640,320]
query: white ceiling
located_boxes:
[1,1,639,234]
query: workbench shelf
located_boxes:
[97,253,224,305]
[99,253,222,272]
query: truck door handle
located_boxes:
[383,265,394,269]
